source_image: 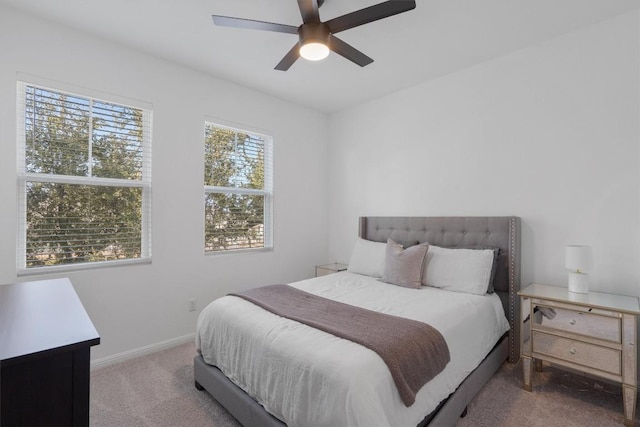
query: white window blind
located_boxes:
[204,122,273,253]
[17,82,152,272]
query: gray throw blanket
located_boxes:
[230,284,450,407]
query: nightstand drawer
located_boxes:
[535,306,621,343]
[532,331,621,375]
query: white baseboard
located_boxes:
[91,333,195,370]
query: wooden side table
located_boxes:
[315,262,348,277]
[0,278,100,426]
[519,283,639,426]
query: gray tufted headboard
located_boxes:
[359,216,521,362]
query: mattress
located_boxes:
[196,272,510,427]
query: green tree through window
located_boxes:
[18,83,152,269]
[204,123,272,252]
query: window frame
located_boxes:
[203,120,273,255]
[16,80,153,275]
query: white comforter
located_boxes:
[196,272,509,427]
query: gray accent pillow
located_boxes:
[382,239,429,289]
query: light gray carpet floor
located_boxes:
[91,341,638,426]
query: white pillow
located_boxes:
[423,245,495,295]
[347,238,387,278]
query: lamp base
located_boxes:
[568,272,589,294]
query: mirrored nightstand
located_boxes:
[315,262,348,277]
[519,283,640,426]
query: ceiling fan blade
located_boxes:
[329,35,373,67]
[212,15,299,34]
[297,0,320,24]
[325,0,416,34]
[275,44,301,71]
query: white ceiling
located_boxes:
[2,0,637,113]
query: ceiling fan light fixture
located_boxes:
[298,23,331,62]
[299,41,330,61]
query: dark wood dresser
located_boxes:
[0,278,100,426]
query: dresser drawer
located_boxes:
[532,331,621,375]
[535,306,621,343]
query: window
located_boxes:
[17,82,152,272]
[204,122,273,253]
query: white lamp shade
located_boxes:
[565,245,592,272]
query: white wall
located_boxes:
[0,6,329,360]
[328,11,640,298]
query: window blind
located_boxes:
[17,82,152,272]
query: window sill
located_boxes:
[17,257,152,277]
[205,247,274,257]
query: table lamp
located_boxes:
[565,245,592,294]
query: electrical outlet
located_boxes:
[188,298,197,312]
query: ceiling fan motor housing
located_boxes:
[298,23,331,48]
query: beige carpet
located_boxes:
[91,342,638,426]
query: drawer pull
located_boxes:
[569,348,576,355]
[569,319,576,325]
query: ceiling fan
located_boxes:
[212,0,417,71]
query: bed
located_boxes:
[195,216,521,426]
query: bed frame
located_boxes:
[194,216,521,427]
